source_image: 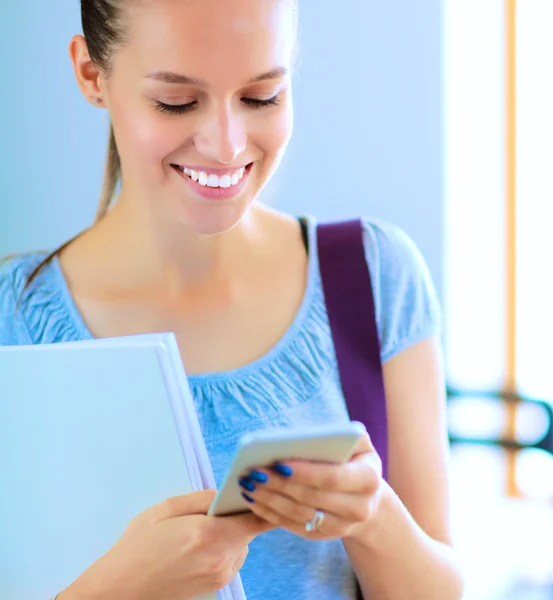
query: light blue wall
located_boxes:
[0,0,443,298]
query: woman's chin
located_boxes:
[174,197,253,236]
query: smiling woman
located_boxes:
[0,1,463,599]
[79,0,296,234]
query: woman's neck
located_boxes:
[81,196,266,294]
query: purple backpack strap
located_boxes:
[317,219,389,481]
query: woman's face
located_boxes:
[102,0,296,234]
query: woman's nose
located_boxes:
[194,104,247,165]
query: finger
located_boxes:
[349,448,383,478]
[259,454,381,495]
[249,485,371,528]
[244,493,349,540]
[350,432,376,456]
[139,490,218,523]
[221,511,276,542]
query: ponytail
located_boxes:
[95,122,120,221]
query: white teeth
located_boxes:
[178,165,248,188]
[207,174,219,188]
[219,174,231,188]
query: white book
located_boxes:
[0,333,246,600]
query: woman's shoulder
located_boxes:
[360,217,434,283]
[0,251,61,346]
[359,217,442,362]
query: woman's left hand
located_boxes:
[237,432,384,541]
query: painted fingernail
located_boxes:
[238,477,256,493]
[248,470,269,484]
[241,492,255,504]
[273,463,293,477]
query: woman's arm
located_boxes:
[343,336,464,599]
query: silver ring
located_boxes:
[305,509,325,532]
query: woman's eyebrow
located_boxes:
[144,66,288,87]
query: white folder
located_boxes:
[0,333,246,600]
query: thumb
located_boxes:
[218,511,276,543]
[147,490,218,522]
[351,432,375,457]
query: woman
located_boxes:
[0,0,464,598]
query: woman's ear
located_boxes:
[69,34,104,107]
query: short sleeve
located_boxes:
[0,259,33,345]
[362,218,442,363]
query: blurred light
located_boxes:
[515,401,551,446]
[516,448,553,499]
[449,395,551,451]
[448,396,505,439]
[450,444,505,498]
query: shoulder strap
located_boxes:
[317,219,388,481]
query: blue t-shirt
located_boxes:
[0,216,441,600]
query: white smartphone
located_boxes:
[208,421,366,517]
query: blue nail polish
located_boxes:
[241,492,255,504]
[238,477,256,493]
[248,470,269,484]
[273,463,293,477]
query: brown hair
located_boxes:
[19,0,299,298]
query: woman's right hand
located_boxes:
[60,490,274,600]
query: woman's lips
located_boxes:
[171,163,253,201]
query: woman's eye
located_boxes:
[242,95,281,109]
[153,100,197,115]
[152,94,281,115]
